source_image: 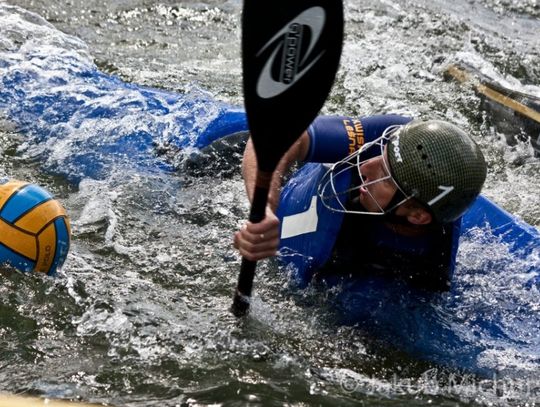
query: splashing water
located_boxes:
[0,1,539,406]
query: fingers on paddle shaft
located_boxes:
[233,0,344,316]
[232,174,271,317]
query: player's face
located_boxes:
[357,147,399,212]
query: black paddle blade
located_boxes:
[242,0,344,173]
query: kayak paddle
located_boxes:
[232,0,344,316]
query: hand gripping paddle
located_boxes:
[232,0,344,316]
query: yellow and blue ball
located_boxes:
[0,179,71,276]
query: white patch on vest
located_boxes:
[281,196,319,239]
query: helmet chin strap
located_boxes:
[382,189,437,227]
[381,188,412,225]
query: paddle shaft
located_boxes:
[232,171,272,316]
[232,0,343,316]
[446,65,540,124]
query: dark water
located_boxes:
[1,0,539,406]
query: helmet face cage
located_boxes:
[317,125,414,216]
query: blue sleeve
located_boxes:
[305,114,413,163]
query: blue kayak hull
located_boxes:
[311,196,540,376]
[0,4,248,182]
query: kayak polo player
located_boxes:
[234,115,487,291]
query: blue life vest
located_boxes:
[276,163,351,284]
[276,163,461,289]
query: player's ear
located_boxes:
[406,207,432,225]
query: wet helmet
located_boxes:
[387,120,487,223]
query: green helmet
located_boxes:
[387,120,487,223]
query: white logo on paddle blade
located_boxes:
[256,6,326,99]
[428,185,455,206]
